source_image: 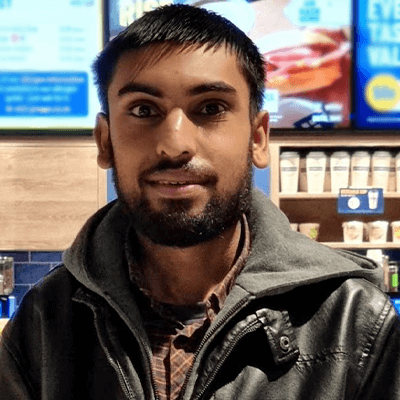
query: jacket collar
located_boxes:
[63,188,381,324]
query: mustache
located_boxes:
[140,158,218,183]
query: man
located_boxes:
[0,4,399,399]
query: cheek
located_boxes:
[212,143,252,188]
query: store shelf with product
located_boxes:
[269,131,400,249]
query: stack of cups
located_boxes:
[280,152,300,194]
[372,151,391,192]
[330,151,350,193]
[306,151,326,194]
[342,221,364,243]
[396,152,400,192]
[351,151,370,187]
[368,221,389,244]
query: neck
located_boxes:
[137,220,243,305]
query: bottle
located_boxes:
[388,262,399,293]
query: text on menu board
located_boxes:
[119,0,172,26]
[368,0,400,67]
[0,0,12,9]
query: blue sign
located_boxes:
[391,296,400,314]
[0,72,88,117]
[337,188,384,215]
[354,0,400,129]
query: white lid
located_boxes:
[331,151,350,158]
[368,220,389,227]
[342,221,364,227]
[372,151,391,158]
[352,151,370,157]
[306,151,326,158]
[280,151,299,158]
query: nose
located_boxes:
[156,108,197,159]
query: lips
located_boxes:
[145,171,210,186]
[143,170,213,199]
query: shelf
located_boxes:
[269,134,400,245]
[279,192,400,199]
[322,242,400,249]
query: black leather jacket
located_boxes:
[0,190,399,399]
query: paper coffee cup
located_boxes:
[368,221,389,243]
[342,221,364,243]
[299,223,320,241]
[280,152,300,193]
[351,151,370,187]
[330,151,350,193]
[372,151,391,192]
[368,189,380,210]
[306,151,326,194]
[391,221,400,243]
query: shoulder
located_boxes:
[2,265,82,342]
[286,278,399,366]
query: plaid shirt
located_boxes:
[126,216,250,400]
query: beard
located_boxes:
[112,150,253,248]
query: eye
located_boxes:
[199,102,227,116]
[130,104,159,118]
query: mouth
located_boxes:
[151,180,201,186]
[144,172,212,198]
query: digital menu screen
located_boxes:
[0,0,104,131]
[354,0,400,129]
[109,0,352,130]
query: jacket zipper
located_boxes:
[193,320,261,400]
[178,296,251,400]
[87,297,161,400]
[93,313,137,400]
[103,297,162,400]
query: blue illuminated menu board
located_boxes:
[109,0,352,130]
[0,0,103,131]
[354,0,400,129]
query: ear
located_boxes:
[94,113,113,169]
[251,111,270,169]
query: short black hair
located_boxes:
[93,4,265,117]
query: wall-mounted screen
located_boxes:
[108,0,352,130]
[0,0,103,131]
[354,0,400,129]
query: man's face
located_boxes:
[95,45,269,247]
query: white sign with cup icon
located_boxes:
[337,188,384,215]
[368,189,380,210]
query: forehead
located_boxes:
[108,44,250,101]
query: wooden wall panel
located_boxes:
[0,137,107,251]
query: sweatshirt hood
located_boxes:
[236,190,382,296]
[63,189,382,306]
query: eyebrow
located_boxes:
[117,83,162,98]
[117,81,237,98]
[187,82,237,96]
